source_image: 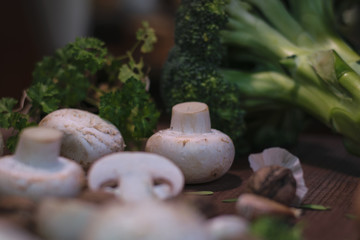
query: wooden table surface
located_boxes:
[184,133,360,240]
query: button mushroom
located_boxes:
[39,108,125,169]
[145,102,235,184]
[0,127,85,201]
[87,152,184,203]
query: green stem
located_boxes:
[245,0,314,47]
[288,0,360,70]
[222,69,353,125]
[223,16,303,60]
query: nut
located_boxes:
[246,165,296,205]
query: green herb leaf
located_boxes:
[185,191,214,196]
[27,82,60,114]
[0,98,17,113]
[0,98,31,130]
[136,21,157,53]
[99,77,160,143]
[251,217,303,240]
[345,213,358,220]
[222,198,238,203]
[32,37,107,107]
[299,204,331,211]
[118,63,141,83]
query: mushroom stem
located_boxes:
[170,102,211,133]
[114,173,156,202]
[14,127,62,168]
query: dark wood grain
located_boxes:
[184,134,360,240]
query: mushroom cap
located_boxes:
[0,156,85,201]
[39,108,125,169]
[87,152,184,202]
[82,201,209,240]
[145,129,235,184]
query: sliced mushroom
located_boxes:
[39,108,125,169]
[87,152,184,202]
[0,127,85,201]
[82,201,209,240]
[145,102,235,184]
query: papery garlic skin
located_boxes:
[246,165,297,205]
[248,147,308,204]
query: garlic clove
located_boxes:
[248,147,308,204]
[246,165,297,205]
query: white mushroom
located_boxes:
[39,108,125,169]
[145,102,235,184]
[87,152,184,203]
[0,127,85,201]
[36,198,99,240]
[82,200,210,240]
[205,215,249,240]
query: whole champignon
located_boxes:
[87,152,184,203]
[145,102,235,184]
[82,200,210,240]
[0,127,85,201]
[39,108,125,169]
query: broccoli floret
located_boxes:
[161,0,360,155]
[162,1,246,151]
[162,46,246,150]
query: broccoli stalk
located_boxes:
[161,0,360,155]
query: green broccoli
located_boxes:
[161,0,360,155]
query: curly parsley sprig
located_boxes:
[0,21,159,152]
